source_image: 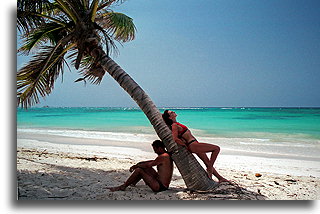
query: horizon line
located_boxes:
[19,106,320,109]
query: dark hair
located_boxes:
[152,140,165,149]
[162,110,173,129]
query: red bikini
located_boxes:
[174,122,197,146]
[175,122,188,137]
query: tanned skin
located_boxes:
[108,141,173,192]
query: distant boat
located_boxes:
[43,106,49,108]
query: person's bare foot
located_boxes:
[108,185,126,192]
[218,178,229,183]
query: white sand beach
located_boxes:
[17,133,320,200]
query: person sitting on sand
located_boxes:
[108,140,173,192]
[162,110,228,183]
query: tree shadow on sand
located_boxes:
[186,181,267,200]
[17,158,267,200]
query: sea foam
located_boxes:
[17,128,155,143]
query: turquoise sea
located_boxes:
[17,107,320,161]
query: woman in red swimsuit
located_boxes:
[162,110,227,182]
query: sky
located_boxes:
[17,0,320,107]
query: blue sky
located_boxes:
[17,0,320,107]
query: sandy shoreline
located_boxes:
[17,136,320,200]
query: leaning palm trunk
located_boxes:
[16,0,217,191]
[90,45,218,191]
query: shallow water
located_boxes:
[17,107,320,161]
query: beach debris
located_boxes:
[255,173,262,177]
[274,181,280,185]
[84,157,98,161]
[285,179,297,183]
[38,149,47,157]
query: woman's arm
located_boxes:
[171,124,188,147]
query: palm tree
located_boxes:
[17,0,218,191]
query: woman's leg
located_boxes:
[195,152,212,179]
[189,142,220,165]
[212,166,228,182]
[209,145,220,165]
[189,142,226,181]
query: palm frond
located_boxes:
[89,0,99,22]
[68,46,106,85]
[17,11,44,34]
[82,0,90,10]
[96,11,136,42]
[94,22,119,56]
[17,0,54,33]
[76,63,106,85]
[17,44,74,108]
[18,22,66,55]
[17,0,137,107]
[18,0,53,12]
[55,0,80,22]
[97,0,125,11]
[59,0,93,21]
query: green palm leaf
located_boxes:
[17,0,137,107]
[18,22,66,55]
[17,44,73,108]
[17,0,54,33]
[97,0,125,11]
[97,11,136,42]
